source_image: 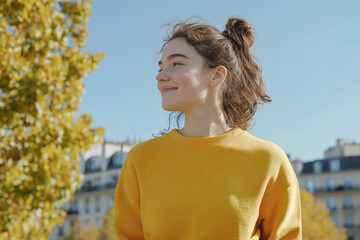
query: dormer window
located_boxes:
[330,159,340,172]
[314,161,322,173]
[108,152,124,169]
[113,152,123,166]
[85,156,102,173]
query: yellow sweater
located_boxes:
[114,127,302,240]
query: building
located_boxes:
[298,139,360,240]
[325,139,360,158]
[49,138,136,240]
[287,153,304,177]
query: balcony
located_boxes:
[343,205,354,210]
[66,209,79,215]
[328,206,337,212]
[75,181,117,194]
[344,223,354,229]
[312,185,360,194]
[84,166,102,174]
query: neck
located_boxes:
[179,108,232,138]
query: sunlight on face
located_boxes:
[156,37,211,113]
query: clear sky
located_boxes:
[75,0,360,162]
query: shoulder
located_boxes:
[243,132,288,162]
[242,132,295,180]
[124,134,169,165]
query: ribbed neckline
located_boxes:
[164,127,246,148]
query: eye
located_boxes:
[158,68,162,73]
[173,62,182,67]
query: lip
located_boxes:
[161,87,178,94]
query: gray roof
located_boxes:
[301,156,360,175]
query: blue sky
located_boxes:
[76,0,360,162]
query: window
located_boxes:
[85,198,90,213]
[86,158,95,171]
[94,178,101,188]
[344,177,352,190]
[330,215,336,225]
[345,215,354,228]
[314,161,322,173]
[84,180,92,189]
[327,197,336,211]
[327,178,335,191]
[330,159,340,172]
[306,180,314,194]
[58,226,64,236]
[113,152,123,166]
[96,217,101,228]
[108,196,114,208]
[69,200,77,210]
[96,197,100,212]
[344,196,353,209]
[85,157,102,172]
[111,176,118,187]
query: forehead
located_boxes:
[160,37,201,62]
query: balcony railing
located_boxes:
[66,209,79,215]
[328,206,337,212]
[343,205,354,210]
[344,223,355,229]
[75,181,117,194]
[311,185,360,194]
[84,166,102,174]
[107,162,122,170]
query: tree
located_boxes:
[64,219,100,240]
[0,0,105,239]
[301,189,347,240]
[87,221,101,240]
[64,218,87,240]
[65,220,103,240]
[99,207,117,240]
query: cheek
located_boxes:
[176,69,206,92]
[160,71,207,111]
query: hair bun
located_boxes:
[223,17,255,47]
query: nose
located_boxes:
[156,70,170,82]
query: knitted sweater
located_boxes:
[114,127,302,239]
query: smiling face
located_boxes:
[156,37,211,112]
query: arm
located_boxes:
[259,182,302,239]
[114,151,145,240]
[258,143,302,240]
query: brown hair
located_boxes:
[154,17,272,137]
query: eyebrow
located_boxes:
[158,53,189,66]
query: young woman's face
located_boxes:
[156,37,211,112]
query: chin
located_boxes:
[161,102,180,112]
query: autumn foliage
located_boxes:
[64,207,116,240]
[64,218,100,240]
[301,189,347,240]
[0,0,105,239]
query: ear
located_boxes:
[209,65,227,88]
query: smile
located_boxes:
[161,88,178,94]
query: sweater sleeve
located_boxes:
[114,150,145,240]
[258,145,302,240]
[259,183,302,239]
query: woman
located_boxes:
[114,17,302,240]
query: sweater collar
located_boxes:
[164,127,246,148]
